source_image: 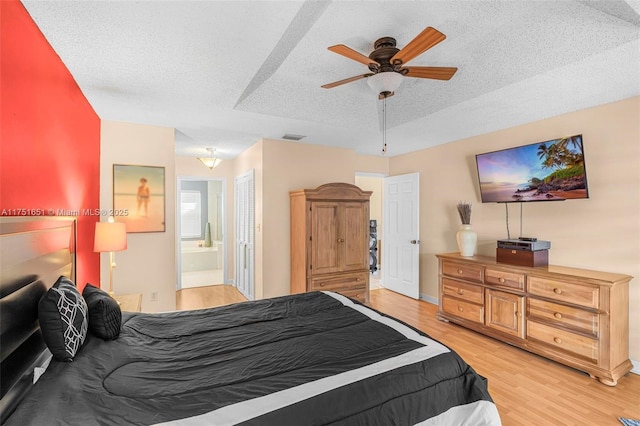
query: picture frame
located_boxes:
[113,164,165,233]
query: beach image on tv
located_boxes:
[476,135,588,203]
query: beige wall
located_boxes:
[261,139,389,298]
[100,120,176,312]
[389,96,640,361]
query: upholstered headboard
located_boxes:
[0,217,76,423]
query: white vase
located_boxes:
[456,224,477,257]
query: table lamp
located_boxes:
[94,217,127,297]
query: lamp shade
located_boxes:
[94,221,127,252]
[367,72,403,95]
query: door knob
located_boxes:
[410,240,420,244]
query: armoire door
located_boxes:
[340,202,368,272]
[310,202,340,275]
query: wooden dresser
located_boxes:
[290,183,371,303]
[436,252,632,386]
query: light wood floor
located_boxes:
[177,286,640,425]
[176,284,247,310]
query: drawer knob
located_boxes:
[554,312,562,319]
[337,238,345,243]
[553,288,562,294]
[498,277,505,283]
[457,269,463,274]
[457,289,464,295]
[356,278,361,281]
[458,306,464,312]
[554,337,562,344]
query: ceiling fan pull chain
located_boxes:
[382,96,387,155]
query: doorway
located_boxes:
[355,174,384,290]
[177,176,227,289]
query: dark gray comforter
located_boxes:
[6,291,500,425]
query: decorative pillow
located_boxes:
[38,276,88,361]
[82,283,122,340]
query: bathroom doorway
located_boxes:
[177,177,227,289]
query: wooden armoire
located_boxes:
[290,183,372,303]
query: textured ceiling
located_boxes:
[22,0,640,159]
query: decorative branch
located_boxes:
[457,202,472,225]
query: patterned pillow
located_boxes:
[38,276,88,361]
[82,283,122,340]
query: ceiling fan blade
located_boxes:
[328,45,380,67]
[321,73,373,89]
[402,66,458,80]
[390,27,446,66]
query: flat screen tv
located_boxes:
[475,134,589,203]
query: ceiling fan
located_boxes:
[321,27,457,99]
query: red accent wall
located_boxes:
[1,0,100,289]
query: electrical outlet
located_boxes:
[150,291,158,302]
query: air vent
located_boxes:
[282,133,306,141]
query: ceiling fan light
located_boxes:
[367,72,403,96]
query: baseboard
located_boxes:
[419,293,438,305]
[631,359,640,375]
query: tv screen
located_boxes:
[475,134,589,203]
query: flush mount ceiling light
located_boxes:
[198,147,222,169]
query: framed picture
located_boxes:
[113,164,165,233]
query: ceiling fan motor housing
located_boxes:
[369,37,401,73]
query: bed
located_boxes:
[0,217,501,425]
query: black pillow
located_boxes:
[82,283,122,340]
[38,276,88,361]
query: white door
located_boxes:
[383,173,420,299]
[235,170,254,300]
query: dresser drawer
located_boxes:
[338,288,367,303]
[527,321,598,362]
[442,278,483,304]
[442,261,483,283]
[442,295,484,323]
[528,298,599,337]
[309,272,367,292]
[485,267,524,290]
[527,276,599,309]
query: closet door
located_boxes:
[235,170,254,300]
